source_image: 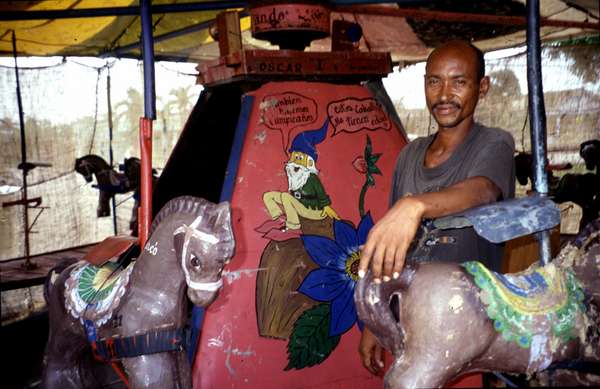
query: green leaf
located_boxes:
[367,153,381,165]
[368,165,382,176]
[285,304,341,370]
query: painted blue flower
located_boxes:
[298,213,374,337]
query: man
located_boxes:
[257,120,338,241]
[357,40,515,374]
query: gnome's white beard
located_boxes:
[286,162,317,191]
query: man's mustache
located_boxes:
[432,101,461,110]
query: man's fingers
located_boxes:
[374,344,385,371]
[382,246,396,281]
[392,248,406,279]
[370,243,385,282]
[363,352,380,375]
[359,346,378,375]
[358,243,372,278]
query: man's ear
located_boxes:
[479,76,490,98]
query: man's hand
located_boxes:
[359,327,385,375]
[358,177,500,282]
[359,196,424,282]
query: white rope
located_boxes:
[176,214,223,292]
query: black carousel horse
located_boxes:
[514,139,599,230]
[553,140,600,229]
[75,155,158,234]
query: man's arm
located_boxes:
[358,176,500,282]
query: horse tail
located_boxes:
[354,265,417,355]
[44,259,73,304]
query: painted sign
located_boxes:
[192,81,405,388]
[251,4,330,34]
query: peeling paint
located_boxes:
[528,334,552,372]
[223,268,267,284]
[224,345,256,376]
[367,287,380,305]
[448,294,464,313]
[254,129,267,144]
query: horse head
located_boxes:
[75,155,112,183]
[514,152,532,186]
[580,139,600,172]
[74,157,94,183]
[172,200,235,306]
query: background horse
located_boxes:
[355,219,599,388]
[75,154,133,218]
[515,140,599,230]
[75,155,159,235]
[42,196,235,389]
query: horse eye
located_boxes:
[190,255,200,267]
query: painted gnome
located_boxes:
[255,120,343,339]
[257,120,339,241]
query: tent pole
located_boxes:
[138,0,155,248]
[107,68,118,235]
[11,31,35,270]
[526,0,551,265]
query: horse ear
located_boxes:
[215,201,232,228]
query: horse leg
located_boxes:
[98,191,111,217]
[384,353,450,389]
[122,352,191,389]
[130,197,139,235]
[42,268,103,389]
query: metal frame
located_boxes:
[526,0,551,265]
[4,0,557,319]
[138,0,155,247]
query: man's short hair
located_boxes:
[470,43,486,81]
[428,40,486,81]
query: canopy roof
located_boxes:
[1,0,598,63]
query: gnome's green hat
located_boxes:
[288,120,329,161]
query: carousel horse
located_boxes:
[75,154,133,218]
[553,140,600,230]
[42,196,235,389]
[515,140,599,230]
[355,219,599,389]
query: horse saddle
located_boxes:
[84,235,138,266]
[65,261,134,326]
[463,261,586,349]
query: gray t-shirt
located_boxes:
[390,123,515,271]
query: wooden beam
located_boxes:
[334,5,600,30]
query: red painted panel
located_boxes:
[193,82,407,388]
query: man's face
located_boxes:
[424,45,489,130]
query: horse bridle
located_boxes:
[174,214,225,292]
